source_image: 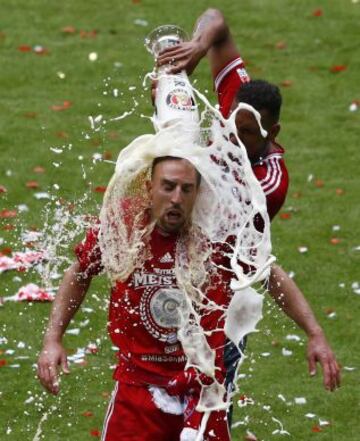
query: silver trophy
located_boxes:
[145,25,199,133]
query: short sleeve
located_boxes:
[214,56,250,118]
[74,227,103,277]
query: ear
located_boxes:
[268,123,280,141]
[145,179,152,196]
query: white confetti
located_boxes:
[319,419,331,426]
[294,397,307,405]
[50,147,63,154]
[349,102,358,111]
[88,52,98,62]
[17,341,26,349]
[307,174,314,182]
[34,192,51,200]
[286,334,301,342]
[17,204,29,213]
[343,366,356,371]
[332,225,341,231]
[57,71,66,79]
[66,328,80,336]
[278,394,286,402]
[305,413,316,419]
[298,246,308,254]
[288,271,295,278]
[261,352,271,357]
[134,18,148,26]
[282,348,293,356]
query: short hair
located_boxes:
[235,79,282,124]
[151,156,201,187]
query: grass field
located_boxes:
[0,0,359,440]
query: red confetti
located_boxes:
[280,80,293,87]
[26,180,39,189]
[55,131,69,139]
[0,185,7,194]
[1,247,12,255]
[61,26,77,34]
[330,65,347,73]
[51,100,72,111]
[2,224,15,231]
[102,151,113,160]
[0,209,17,218]
[23,111,37,119]
[33,46,49,55]
[335,188,344,195]
[280,212,292,220]
[0,359,7,367]
[314,179,324,188]
[312,8,323,17]
[312,425,322,432]
[82,411,94,417]
[79,30,98,39]
[94,186,107,193]
[275,41,287,50]
[33,166,45,174]
[90,429,101,437]
[292,191,302,199]
[330,238,341,245]
[18,45,32,52]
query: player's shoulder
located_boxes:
[252,142,288,196]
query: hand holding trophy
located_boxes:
[145,25,200,136]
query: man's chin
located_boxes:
[158,220,184,234]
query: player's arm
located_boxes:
[157,8,239,76]
[268,263,341,391]
[37,261,92,395]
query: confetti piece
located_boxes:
[33,192,51,201]
[330,238,341,245]
[280,212,292,220]
[2,283,54,302]
[349,102,358,112]
[66,328,80,335]
[33,45,48,55]
[82,411,94,417]
[305,413,316,419]
[94,186,107,193]
[26,180,39,189]
[312,8,323,16]
[343,366,356,371]
[244,431,258,441]
[0,209,17,218]
[134,19,148,26]
[314,179,324,188]
[282,348,293,356]
[286,334,301,342]
[0,185,7,194]
[80,30,98,39]
[335,188,344,195]
[275,41,287,49]
[90,429,101,437]
[298,246,308,254]
[51,100,72,111]
[319,419,331,427]
[18,45,32,52]
[88,52,98,61]
[280,80,293,87]
[33,166,45,173]
[61,26,77,34]
[57,71,66,79]
[294,397,307,405]
[330,64,347,73]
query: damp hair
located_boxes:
[235,79,282,124]
[151,156,202,187]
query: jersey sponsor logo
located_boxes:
[140,287,190,343]
[141,354,187,363]
[236,67,250,82]
[133,271,176,288]
[166,88,195,111]
[160,252,174,263]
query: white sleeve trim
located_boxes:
[214,57,245,91]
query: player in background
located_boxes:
[157,8,340,392]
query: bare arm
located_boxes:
[37,261,92,394]
[268,263,340,391]
[157,8,239,76]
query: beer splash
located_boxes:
[99,81,275,439]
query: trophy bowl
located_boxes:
[145,25,189,58]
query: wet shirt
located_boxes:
[214,56,289,219]
[75,226,188,386]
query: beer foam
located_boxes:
[99,88,274,437]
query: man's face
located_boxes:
[230,101,274,163]
[148,159,199,234]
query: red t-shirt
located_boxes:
[215,56,289,219]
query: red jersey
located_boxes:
[215,57,289,219]
[76,226,188,386]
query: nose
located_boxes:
[171,186,183,205]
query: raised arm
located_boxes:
[268,263,341,391]
[37,261,92,395]
[157,8,239,76]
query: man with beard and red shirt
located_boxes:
[157,8,340,399]
[37,156,234,441]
